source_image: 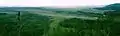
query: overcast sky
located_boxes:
[0,0,120,7]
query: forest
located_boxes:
[0,11,119,36]
[0,3,120,36]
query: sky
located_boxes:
[0,0,120,7]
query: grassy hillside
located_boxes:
[0,5,120,36]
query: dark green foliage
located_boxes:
[0,12,51,36]
[0,11,120,36]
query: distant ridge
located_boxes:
[95,3,120,10]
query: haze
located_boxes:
[0,0,120,7]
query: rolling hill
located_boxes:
[95,3,120,11]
